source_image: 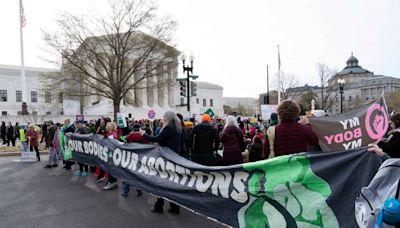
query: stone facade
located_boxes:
[0,64,64,117]
[176,81,224,119]
[267,54,400,114]
[223,97,259,116]
[328,54,400,114]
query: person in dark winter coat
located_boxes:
[74,121,90,176]
[220,116,245,165]
[140,111,182,214]
[44,121,58,168]
[6,122,16,146]
[378,113,400,158]
[189,114,220,166]
[176,113,188,159]
[1,121,6,144]
[248,136,263,162]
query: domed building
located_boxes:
[328,53,400,113]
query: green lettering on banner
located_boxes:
[241,155,339,228]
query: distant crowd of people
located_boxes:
[4,99,399,215]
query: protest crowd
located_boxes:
[5,99,400,224]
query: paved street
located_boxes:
[0,156,225,228]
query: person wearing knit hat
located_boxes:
[201,114,211,123]
[189,114,220,166]
[184,121,193,129]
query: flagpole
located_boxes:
[19,0,27,114]
[277,45,281,105]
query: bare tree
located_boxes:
[41,0,178,120]
[316,63,338,110]
[273,71,300,99]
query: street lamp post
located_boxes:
[181,52,194,115]
[338,78,345,113]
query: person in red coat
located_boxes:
[263,100,318,158]
[26,124,40,161]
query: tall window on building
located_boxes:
[31,91,38,103]
[196,98,199,104]
[203,99,206,107]
[32,111,37,116]
[58,92,64,104]
[45,91,51,104]
[180,97,184,106]
[210,99,214,107]
[0,90,7,102]
[1,111,7,116]
[16,90,22,102]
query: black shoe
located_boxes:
[44,165,52,169]
[151,208,163,213]
[62,165,67,169]
[168,208,180,214]
[51,164,58,168]
[136,190,143,197]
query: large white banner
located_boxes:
[261,105,278,120]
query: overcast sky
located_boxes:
[0,0,399,98]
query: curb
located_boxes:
[0,151,49,157]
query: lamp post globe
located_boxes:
[181,52,187,62]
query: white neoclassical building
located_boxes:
[175,81,224,119]
[0,63,224,122]
[0,64,62,116]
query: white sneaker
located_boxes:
[96,177,107,183]
[103,182,117,190]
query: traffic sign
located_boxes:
[204,108,215,118]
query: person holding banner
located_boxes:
[26,124,40,162]
[103,122,119,190]
[140,111,182,214]
[377,113,400,158]
[263,100,318,158]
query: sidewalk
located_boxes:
[0,142,48,157]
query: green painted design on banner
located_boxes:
[108,151,113,158]
[241,155,339,228]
